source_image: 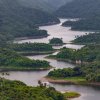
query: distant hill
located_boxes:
[0,0,59,46]
[57,0,100,31]
[56,0,100,18]
[18,0,73,12]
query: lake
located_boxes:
[1,19,100,100]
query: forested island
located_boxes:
[0,48,51,71]
[8,43,55,55]
[49,38,64,46]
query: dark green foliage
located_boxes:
[48,61,100,82]
[49,38,63,45]
[0,48,50,69]
[56,0,100,18]
[73,33,100,44]
[0,0,59,46]
[57,0,100,31]
[0,78,66,100]
[63,17,100,31]
[48,45,100,82]
[48,67,82,78]
[53,45,100,62]
[18,0,72,13]
[9,43,53,52]
[56,48,75,60]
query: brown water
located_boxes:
[1,19,100,100]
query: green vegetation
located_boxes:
[48,67,83,78]
[0,48,51,71]
[73,33,100,44]
[49,38,63,45]
[56,0,100,18]
[0,78,66,100]
[9,43,54,52]
[48,45,100,62]
[63,91,80,98]
[57,0,100,31]
[47,45,100,83]
[8,43,55,55]
[0,0,60,47]
[62,17,100,31]
[18,0,72,13]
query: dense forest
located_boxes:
[0,48,51,71]
[62,17,100,31]
[48,45,100,82]
[73,33,100,44]
[56,0,100,18]
[0,78,66,100]
[48,61,100,82]
[9,43,54,52]
[0,0,60,47]
[57,0,100,31]
[48,45,100,63]
[18,0,73,13]
[49,38,64,45]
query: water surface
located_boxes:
[1,19,100,100]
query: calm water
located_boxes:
[1,19,100,100]
[15,19,86,49]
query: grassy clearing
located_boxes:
[64,91,80,98]
[48,76,88,84]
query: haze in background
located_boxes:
[18,0,73,12]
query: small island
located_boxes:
[49,38,64,46]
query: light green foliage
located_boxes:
[0,78,66,100]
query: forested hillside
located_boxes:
[19,0,73,13]
[56,0,100,18]
[58,0,100,31]
[0,0,59,46]
[62,16,100,31]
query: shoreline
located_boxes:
[46,56,90,65]
[14,35,49,41]
[17,51,55,56]
[43,77,100,86]
[38,21,60,27]
[0,66,52,72]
